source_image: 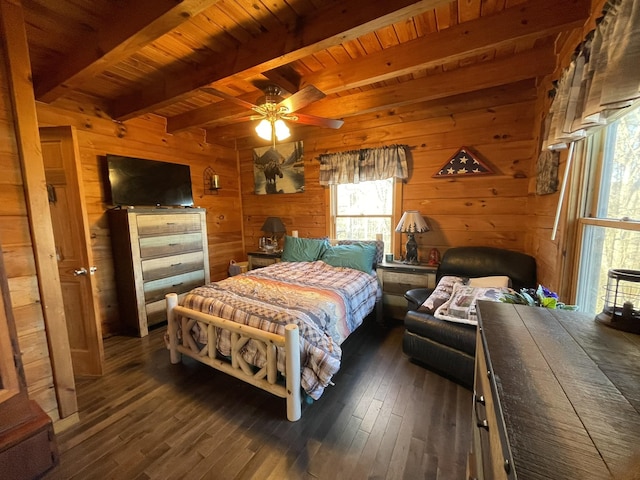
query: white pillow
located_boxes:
[418,276,466,314]
[434,283,512,325]
[468,275,511,288]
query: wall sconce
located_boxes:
[395,210,430,264]
[203,166,220,195]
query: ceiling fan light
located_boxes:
[274,119,290,141]
[255,119,272,141]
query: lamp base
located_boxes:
[405,233,418,264]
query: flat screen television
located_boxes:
[106,154,194,207]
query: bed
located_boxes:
[166,238,383,421]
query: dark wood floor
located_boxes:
[44,318,472,480]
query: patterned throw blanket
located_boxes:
[179,261,381,399]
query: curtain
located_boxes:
[544,0,640,149]
[318,144,409,185]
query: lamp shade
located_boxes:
[395,210,429,233]
[261,216,286,234]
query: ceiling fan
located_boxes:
[201,84,344,145]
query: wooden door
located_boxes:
[40,126,104,377]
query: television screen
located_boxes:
[106,154,194,207]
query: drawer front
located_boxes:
[383,271,433,294]
[145,292,188,326]
[143,270,205,303]
[138,232,203,258]
[249,256,280,269]
[141,251,204,281]
[474,335,512,480]
[136,213,202,236]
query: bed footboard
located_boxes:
[165,293,302,421]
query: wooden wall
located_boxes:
[239,79,542,263]
[2,36,241,423]
[36,103,242,336]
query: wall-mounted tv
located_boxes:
[106,154,194,207]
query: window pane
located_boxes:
[598,108,640,220]
[336,179,393,215]
[577,225,640,315]
[335,217,392,251]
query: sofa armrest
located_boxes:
[404,288,433,311]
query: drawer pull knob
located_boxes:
[172,282,184,287]
[477,420,489,431]
[171,262,182,267]
[504,459,511,474]
[166,222,176,225]
[476,395,485,405]
[169,243,178,246]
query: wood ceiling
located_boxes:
[21,0,590,147]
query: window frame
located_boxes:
[566,107,640,311]
[328,179,403,255]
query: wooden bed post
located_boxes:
[166,293,180,364]
[284,324,301,421]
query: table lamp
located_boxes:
[261,216,286,251]
[395,210,429,264]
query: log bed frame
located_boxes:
[165,239,384,422]
[166,293,302,421]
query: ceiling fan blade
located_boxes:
[292,113,344,129]
[200,87,260,111]
[278,85,326,113]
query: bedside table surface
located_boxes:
[247,251,282,258]
[377,261,438,273]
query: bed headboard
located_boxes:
[333,239,385,266]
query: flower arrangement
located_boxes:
[500,285,578,310]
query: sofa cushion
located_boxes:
[404,310,476,356]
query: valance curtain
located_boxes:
[318,144,409,185]
[544,0,640,149]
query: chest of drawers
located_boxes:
[109,208,210,336]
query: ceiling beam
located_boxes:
[34,0,221,103]
[166,0,587,134]
[111,0,452,120]
[174,43,554,135]
[302,0,590,94]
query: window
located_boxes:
[330,178,395,252]
[575,106,640,315]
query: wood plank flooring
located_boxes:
[43,318,472,480]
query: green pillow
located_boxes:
[320,243,377,273]
[281,236,328,262]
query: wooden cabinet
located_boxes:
[470,302,640,480]
[376,262,436,319]
[247,251,281,270]
[109,208,210,337]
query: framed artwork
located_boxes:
[433,147,493,177]
[253,141,305,195]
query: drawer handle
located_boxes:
[172,282,184,287]
[166,222,176,225]
[476,419,489,431]
[168,243,179,246]
[171,262,183,267]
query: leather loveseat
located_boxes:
[402,246,537,389]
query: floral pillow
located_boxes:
[418,276,466,314]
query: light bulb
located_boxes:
[255,119,272,141]
[274,119,290,141]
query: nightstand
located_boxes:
[376,261,437,320]
[247,251,282,270]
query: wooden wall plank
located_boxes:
[0,0,76,420]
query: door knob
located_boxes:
[74,267,88,276]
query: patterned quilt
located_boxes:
[179,261,381,399]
